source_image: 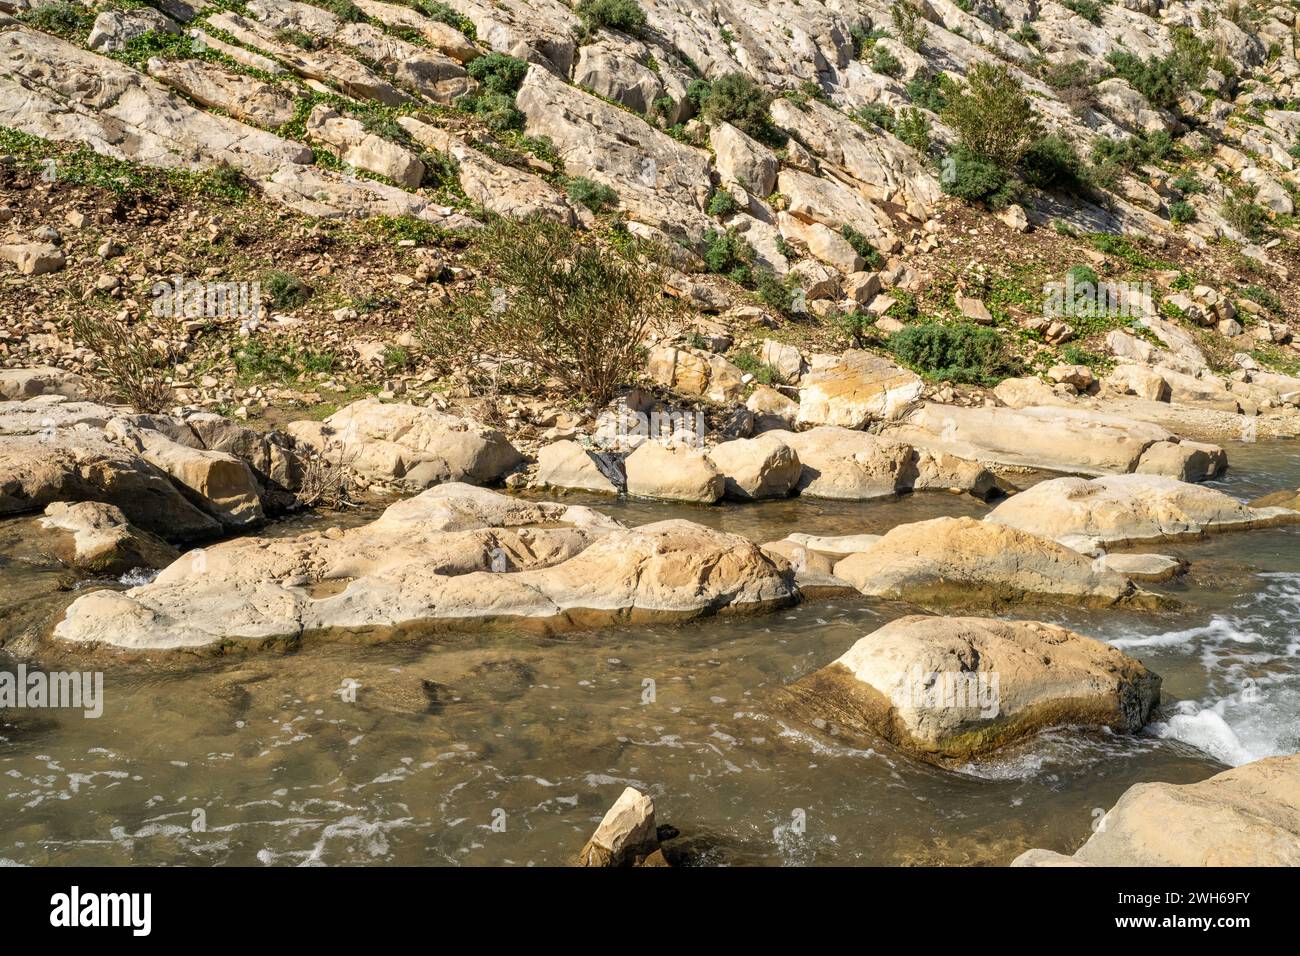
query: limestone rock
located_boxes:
[796,351,923,429]
[706,434,801,501]
[39,501,179,574]
[785,616,1161,761]
[577,787,661,867]
[535,441,619,495]
[779,427,912,500]
[624,442,723,503]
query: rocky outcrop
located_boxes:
[306,105,426,188]
[286,400,522,491]
[784,616,1161,762]
[0,367,92,402]
[831,516,1155,609]
[53,484,796,650]
[780,427,913,500]
[515,64,714,242]
[796,351,923,428]
[146,57,298,128]
[884,403,1226,480]
[987,474,1300,551]
[1014,754,1300,866]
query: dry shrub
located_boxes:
[68,309,174,413]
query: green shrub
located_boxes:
[1168,200,1196,224]
[888,321,1017,385]
[1020,134,1086,193]
[906,70,947,113]
[941,62,1042,167]
[730,348,779,384]
[1171,172,1204,193]
[940,147,1017,207]
[1061,0,1103,25]
[18,1,93,39]
[754,269,799,314]
[855,103,895,131]
[841,225,883,268]
[263,270,312,309]
[1062,344,1105,368]
[467,53,529,95]
[686,79,712,110]
[707,189,741,217]
[1242,284,1282,314]
[895,107,931,152]
[1105,28,1209,111]
[417,218,676,405]
[701,72,775,140]
[872,45,903,78]
[460,91,524,131]
[890,1,928,51]
[833,309,877,348]
[1220,186,1266,239]
[566,176,620,212]
[576,0,646,34]
[701,228,755,284]
[1067,264,1100,288]
[316,0,362,21]
[415,1,477,38]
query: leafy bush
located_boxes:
[263,270,312,309]
[1220,186,1266,239]
[467,53,529,95]
[941,62,1042,167]
[18,1,93,39]
[906,70,947,113]
[707,189,741,217]
[1062,344,1106,368]
[895,107,932,152]
[701,72,775,140]
[1061,0,1103,25]
[417,217,676,405]
[855,103,895,131]
[888,321,1017,385]
[1020,134,1086,193]
[754,269,800,314]
[1168,200,1196,224]
[415,1,477,38]
[701,227,755,284]
[872,44,903,78]
[576,0,646,34]
[890,1,928,51]
[566,176,619,212]
[316,0,363,21]
[69,309,173,413]
[1171,172,1204,193]
[1106,28,1210,111]
[841,225,883,268]
[1242,284,1282,314]
[939,147,1017,207]
[833,309,877,348]
[730,348,779,384]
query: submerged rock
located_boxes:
[53,485,795,651]
[1013,753,1300,865]
[831,516,1157,609]
[986,474,1300,551]
[783,616,1161,762]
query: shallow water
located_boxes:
[0,440,1297,866]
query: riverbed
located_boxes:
[1,441,1296,865]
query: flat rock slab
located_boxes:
[986,473,1300,551]
[831,516,1160,610]
[53,484,796,651]
[782,615,1161,762]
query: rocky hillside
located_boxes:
[1,0,1300,425]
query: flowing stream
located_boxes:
[1,441,1297,866]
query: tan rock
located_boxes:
[779,427,912,500]
[624,442,724,503]
[796,350,923,428]
[535,441,619,495]
[577,787,661,867]
[39,501,178,574]
[706,434,801,501]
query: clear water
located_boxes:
[1,441,1297,866]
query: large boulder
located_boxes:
[779,427,913,500]
[0,367,93,402]
[784,616,1161,761]
[987,474,1300,551]
[706,434,801,501]
[286,400,523,490]
[796,351,923,429]
[107,420,264,529]
[832,516,1154,609]
[884,403,1224,480]
[88,8,179,52]
[306,105,426,188]
[53,485,796,650]
[535,441,619,495]
[38,501,178,574]
[710,121,778,196]
[1014,754,1300,866]
[624,442,724,504]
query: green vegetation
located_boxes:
[941,63,1042,168]
[895,107,932,153]
[1060,0,1104,25]
[1220,186,1266,239]
[18,1,94,40]
[262,270,313,310]
[233,339,337,382]
[413,0,477,39]
[841,225,883,268]
[459,53,529,131]
[700,72,780,143]
[890,1,927,51]
[888,321,1019,385]
[576,0,646,34]
[871,45,903,78]
[566,176,620,212]
[417,217,677,405]
[701,227,755,285]
[1105,27,1211,111]
[707,189,741,217]
[730,349,779,385]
